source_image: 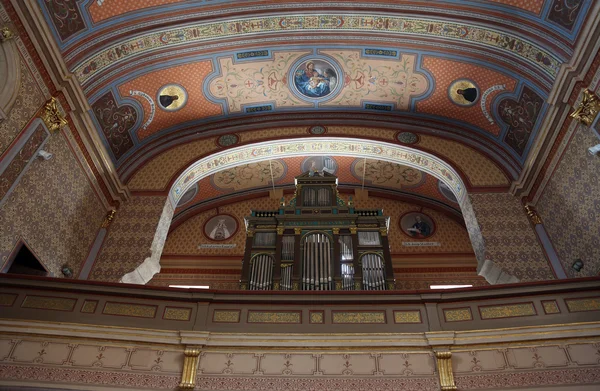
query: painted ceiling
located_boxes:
[172,155,461,218]
[38,0,592,203]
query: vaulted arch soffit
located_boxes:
[37,0,594,185]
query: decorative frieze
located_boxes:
[332,311,386,324]
[479,303,536,319]
[213,310,240,323]
[164,307,192,321]
[393,310,422,324]
[443,308,472,322]
[102,302,157,318]
[248,311,301,324]
[565,297,600,312]
[21,295,76,311]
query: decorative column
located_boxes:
[332,228,342,290]
[78,210,116,279]
[291,227,302,290]
[273,227,284,290]
[379,227,396,290]
[178,346,202,389]
[434,351,457,391]
[524,205,567,279]
[350,227,362,290]
[239,227,254,290]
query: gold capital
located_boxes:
[435,351,457,391]
[294,227,302,235]
[1,26,15,41]
[332,228,340,235]
[101,210,116,228]
[247,229,254,238]
[524,205,542,225]
[277,227,285,235]
[379,227,388,237]
[349,226,357,235]
[178,346,202,389]
[40,97,68,133]
[571,89,600,126]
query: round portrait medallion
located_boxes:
[291,58,341,100]
[448,79,479,107]
[204,214,238,241]
[157,84,188,111]
[400,212,436,239]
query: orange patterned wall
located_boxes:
[163,195,474,258]
[417,57,517,136]
[118,61,221,140]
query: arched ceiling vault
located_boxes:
[35,0,596,207]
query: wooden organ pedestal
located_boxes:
[240,171,395,291]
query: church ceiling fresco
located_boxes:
[35,0,594,204]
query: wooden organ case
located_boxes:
[240,171,395,291]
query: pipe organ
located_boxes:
[240,171,395,291]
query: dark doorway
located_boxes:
[5,242,48,276]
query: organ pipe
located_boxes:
[249,254,274,290]
[361,253,385,290]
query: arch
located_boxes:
[0,37,21,121]
[121,137,512,285]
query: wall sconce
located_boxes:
[61,265,73,277]
[37,150,53,160]
[572,259,584,272]
[589,144,600,156]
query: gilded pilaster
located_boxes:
[178,346,202,389]
[435,351,457,391]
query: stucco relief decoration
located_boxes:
[320,50,428,110]
[547,0,585,31]
[92,91,136,160]
[208,52,309,112]
[351,159,424,190]
[498,86,544,156]
[40,97,68,133]
[42,0,85,41]
[397,132,419,144]
[211,160,285,191]
[217,134,239,147]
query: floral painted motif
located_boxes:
[91,91,137,160]
[498,86,544,156]
[321,50,429,111]
[42,0,85,41]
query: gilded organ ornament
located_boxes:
[571,89,600,126]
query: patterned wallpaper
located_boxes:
[0,60,45,155]
[469,193,554,281]
[163,195,474,257]
[0,132,105,277]
[91,195,168,281]
[537,126,600,277]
